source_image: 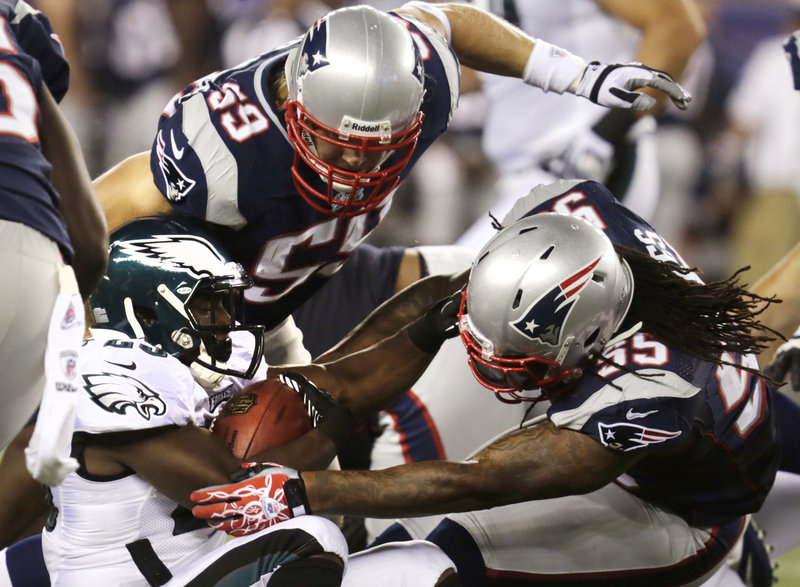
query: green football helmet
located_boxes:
[88,215,264,387]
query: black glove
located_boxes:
[406,289,464,353]
[784,31,800,91]
[763,333,800,391]
[279,372,357,452]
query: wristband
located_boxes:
[407,313,447,354]
[284,476,311,517]
[523,40,586,94]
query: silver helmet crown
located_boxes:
[460,213,634,399]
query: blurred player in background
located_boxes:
[0,0,107,484]
[457,0,705,249]
[91,1,690,367]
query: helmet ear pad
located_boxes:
[459,213,634,402]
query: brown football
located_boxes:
[211,378,312,459]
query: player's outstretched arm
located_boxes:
[96,423,334,508]
[38,84,108,299]
[191,421,643,534]
[398,2,691,111]
[271,276,465,416]
[315,269,468,363]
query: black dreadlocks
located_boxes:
[614,243,781,376]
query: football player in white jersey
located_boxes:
[457,0,705,249]
[0,216,458,586]
[91,1,690,369]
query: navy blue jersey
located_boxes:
[507,180,779,526]
[150,15,458,329]
[292,243,406,358]
[0,0,72,260]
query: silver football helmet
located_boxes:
[284,5,425,216]
[459,213,634,402]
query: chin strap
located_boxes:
[605,321,643,348]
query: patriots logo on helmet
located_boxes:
[511,257,601,345]
[299,18,330,78]
[598,422,681,452]
[117,234,233,281]
[155,130,196,202]
[84,372,168,421]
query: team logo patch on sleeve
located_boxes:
[156,130,196,202]
[84,372,167,421]
[598,422,681,452]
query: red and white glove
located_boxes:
[191,463,310,537]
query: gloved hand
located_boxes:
[407,289,464,353]
[278,372,357,451]
[763,328,800,391]
[783,30,800,90]
[191,462,309,536]
[542,126,614,182]
[575,62,691,111]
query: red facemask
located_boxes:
[284,100,424,217]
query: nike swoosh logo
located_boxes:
[107,360,137,371]
[626,408,658,420]
[170,130,185,159]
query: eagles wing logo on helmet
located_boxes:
[511,257,601,345]
[84,372,168,421]
[117,234,233,280]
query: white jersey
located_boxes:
[41,330,265,586]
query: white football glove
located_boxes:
[763,327,800,391]
[575,61,692,111]
[542,127,614,182]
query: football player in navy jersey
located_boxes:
[191,180,781,586]
[0,1,106,462]
[91,1,690,366]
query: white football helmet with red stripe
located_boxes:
[459,212,634,402]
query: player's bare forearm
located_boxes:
[0,425,49,548]
[398,3,532,78]
[750,241,800,361]
[108,424,242,508]
[93,151,174,232]
[38,84,108,298]
[316,270,468,363]
[302,422,637,517]
[250,429,338,472]
[272,329,436,416]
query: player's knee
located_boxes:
[270,554,344,587]
[344,539,458,586]
[292,515,349,562]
